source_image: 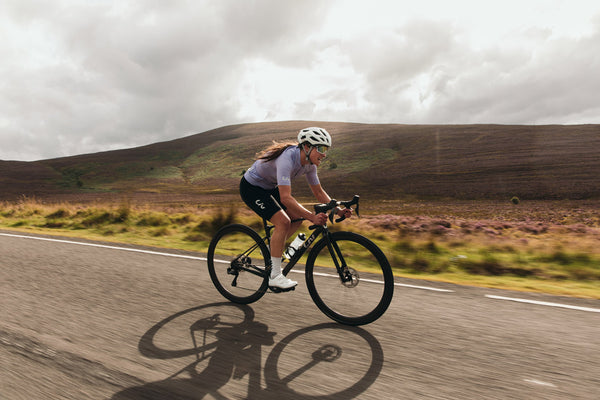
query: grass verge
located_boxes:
[1,197,598,299]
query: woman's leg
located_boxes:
[271,212,304,255]
[269,210,291,259]
[239,178,298,288]
[268,211,298,288]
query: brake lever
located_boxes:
[328,209,335,223]
[332,195,361,223]
[352,195,360,218]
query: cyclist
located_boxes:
[240,127,352,289]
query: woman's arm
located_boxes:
[310,183,353,219]
[309,183,332,204]
[279,184,328,225]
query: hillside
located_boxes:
[1,121,599,202]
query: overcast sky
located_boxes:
[1,0,599,161]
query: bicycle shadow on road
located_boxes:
[111,302,384,400]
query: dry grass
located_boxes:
[348,200,600,298]
[1,197,598,299]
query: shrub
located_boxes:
[392,255,449,274]
[519,223,548,235]
[563,265,600,281]
[172,214,192,225]
[115,205,130,223]
[196,206,238,236]
[43,220,65,228]
[433,220,451,228]
[410,257,430,272]
[457,256,537,277]
[136,212,170,227]
[458,255,506,276]
[46,209,70,219]
[390,254,408,270]
[394,240,416,253]
[1,209,15,217]
[152,227,171,237]
[540,251,591,266]
[511,196,520,205]
[81,211,115,227]
[184,232,206,242]
[424,241,441,254]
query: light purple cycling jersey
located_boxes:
[244,146,320,190]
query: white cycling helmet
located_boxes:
[297,127,332,148]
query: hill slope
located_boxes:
[1,121,599,201]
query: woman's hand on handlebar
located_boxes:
[311,212,328,226]
[337,207,353,219]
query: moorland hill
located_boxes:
[1,121,599,202]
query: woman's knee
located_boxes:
[271,211,291,230]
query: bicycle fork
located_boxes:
[325,236,359,287]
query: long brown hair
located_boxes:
[256,141,298,162]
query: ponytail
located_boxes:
[256,141,298,162]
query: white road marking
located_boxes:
[524,378,557,388]
[308,271,454,292]
[0,232,207,261]
[394,282,454,292]
[486,295,600,313]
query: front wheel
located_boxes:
[305,231,394,325]
[207,224,270,304]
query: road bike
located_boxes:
[207,196,394,326]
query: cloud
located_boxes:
[310,7,600,125]
[0,0,327,160]
[1,0,599,161]
[415,20,600,124]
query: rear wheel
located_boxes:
[305,231,394,325]
[207,224,270,304]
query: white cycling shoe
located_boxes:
[269,273,298,289]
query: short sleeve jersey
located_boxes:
[244,146,320,190]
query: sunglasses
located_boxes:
[315,145,329,154]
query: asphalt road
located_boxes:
[1,230,599,399]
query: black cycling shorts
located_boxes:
[240,176,286,221]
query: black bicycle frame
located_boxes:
[258,195,360,279]
[281,225,325,276]
[276,224,350,285]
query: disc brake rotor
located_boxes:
[342,267,359,287]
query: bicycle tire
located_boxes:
[207,224,270,304]
[305,231,394,325]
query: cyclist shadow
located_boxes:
[111,302,384,400]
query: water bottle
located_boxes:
[284,233,306,259]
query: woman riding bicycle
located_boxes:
[240,127,352,290]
